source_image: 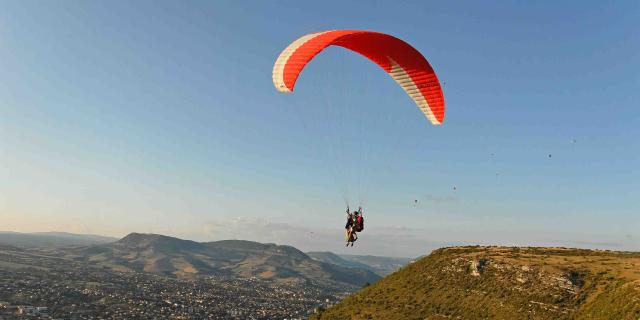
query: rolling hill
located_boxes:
[70,233,380,287]
[312,246,640,320]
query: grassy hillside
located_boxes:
[312,246,640,320]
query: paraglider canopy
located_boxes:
[273,30,445,125]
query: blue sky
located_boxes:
[0,1,638,257]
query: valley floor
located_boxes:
[0,247,350,319]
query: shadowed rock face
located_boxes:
[70,233,380,287]
[313,246,640,320]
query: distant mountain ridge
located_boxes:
[313,246,640,320]
[33,232,118,243]
[307,252,411,276]
[307,252,372,270]
[70,233,380,287]
[0,231,118,248]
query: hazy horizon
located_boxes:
[1,1,638,257]
[1,226,636,259]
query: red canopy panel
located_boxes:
[273,30,445,125]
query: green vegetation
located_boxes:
[312,246,640,320]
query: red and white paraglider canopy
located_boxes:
[272,30,445,125]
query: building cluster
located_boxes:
[0,250,350,319]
